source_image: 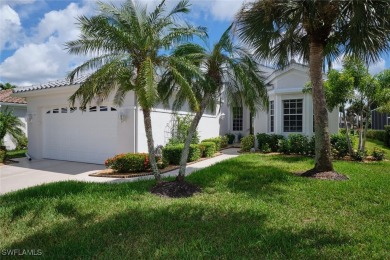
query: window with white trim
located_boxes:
[269,101,274,132]
[232,107,243,131]
[283,99,303,132]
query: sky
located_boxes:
[0,0,389,87]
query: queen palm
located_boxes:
[236,0,390,173]
[65,0,205,182]
[159,25,268,181]
[0,108,25,148]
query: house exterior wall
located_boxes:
[0,104,27,150]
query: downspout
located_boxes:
[134,93,138,153]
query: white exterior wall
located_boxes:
[0,104,27,150]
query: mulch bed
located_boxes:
[150,180,201,198]
[90,152,222,178]
[298,169,349,181]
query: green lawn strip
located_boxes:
[5,149,27,159]
[1,154,389,259]
[351,137,390,158]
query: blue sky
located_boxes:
[1,0,389,86]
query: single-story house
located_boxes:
[219,61,339,141]
[371,110,389,130]
[13,61,339,164]
[0,89,27,150]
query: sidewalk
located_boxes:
[0,148,239,194]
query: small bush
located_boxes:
[330,134,350,159]
[256,133,270,152]
[256,133,284,153]
[16,135,28,150]
[372,148,385,161]
[352,150,367,161]
[366,130,386,142]
[105,153,149,173]
[0,149,5,163]
[199,142,216,157]
[226,133,235,144]
[339,128,347,135]
[289,134,308,155]
[269,134,285,152]
[241,135,255,152]
[278,138,290,154]
[202,137,222,151]
[162,144,201,165]
[220,136,228,149]
[384,126,390,147]
[307,136,315,156]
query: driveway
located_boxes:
[0,148,239,195]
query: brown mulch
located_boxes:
[298,169,349,181]
[150,180,201,198]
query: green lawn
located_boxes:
[5,149,27,159]
[1,154,390,259]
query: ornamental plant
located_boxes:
[105,153,150,173]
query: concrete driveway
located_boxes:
[0,148,239,195]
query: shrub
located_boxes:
[199,142,216,157]
[278,138,290,154]
[307,136,315,156]
[220,135,228,149]
[288,134,309,155]
[16,135,28,150]
[366,130,386,142]
[0,149,5,163]
[162,144,201,165]
[352,150,366,161]
[167,114,199,145]
[241,135,255,152]
[269,134,285,152]
[226,133,235,144]
[384,126,390,147]
[256,133,284,153]
[202,137,222,151]
[330,134,350,159]
[372,148,385,161]
[105,153,149,173]
[339,128,347,135]
[256,133,270,152]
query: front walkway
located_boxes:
[0,148,239,195]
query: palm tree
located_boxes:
[0,108,25,149]
[65,0,206,182]
[159,25,268,181]
[236,0,390,173]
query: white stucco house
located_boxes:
[0,89,27,150]
[12,61,338,164]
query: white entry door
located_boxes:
[43,106,118,164]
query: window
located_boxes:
[269,101,274,132]
[61,108,67,113]
[70,107,77,113]
[232,107,243,131]
[89,106,97,112]
[100,106,108,111]
[111,107,117,111]
[53,108,59,114]
[283,99,303,132]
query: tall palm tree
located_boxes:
[159,25,268,181]
[236,0,390,173]
[65,0,206,182]
[0,108,25,148]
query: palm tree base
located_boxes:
[150,180,201,198]
[300,169,349,181]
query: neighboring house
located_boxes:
[12,77,221,164]
[13,61,339,164]
[220,61,339,142]
[371,110,389,130]
[0,89,27,150]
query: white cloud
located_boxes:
[0,5,24,51]
[0,2,91,86]
[368,58,386,75]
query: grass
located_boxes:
[6,149,27,159]
[1,152,390,259]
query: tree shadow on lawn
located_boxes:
[4,203,355,259]
[187,157,304,199]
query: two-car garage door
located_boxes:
[43,106,118,164]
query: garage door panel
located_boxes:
[43,107,118,164]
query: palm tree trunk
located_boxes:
[142,108,161,182]
[176,94,210,182]
[342,106,353,155]
[309,41,334,172]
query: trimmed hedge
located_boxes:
[256,133,285,153]
[384,126,390,147]
[202,137,222,151]
[199,142,216,157]
[241,135,255,152]
[0,149,5,163]
[105,153,149,173]
[366,130,386,142]
[162,144,201,165]
[220,136,228,149]
[330,134,350,159]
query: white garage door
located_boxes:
[43,105,118,164]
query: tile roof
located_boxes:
[0,89,26,104]
[13,74,90,94]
